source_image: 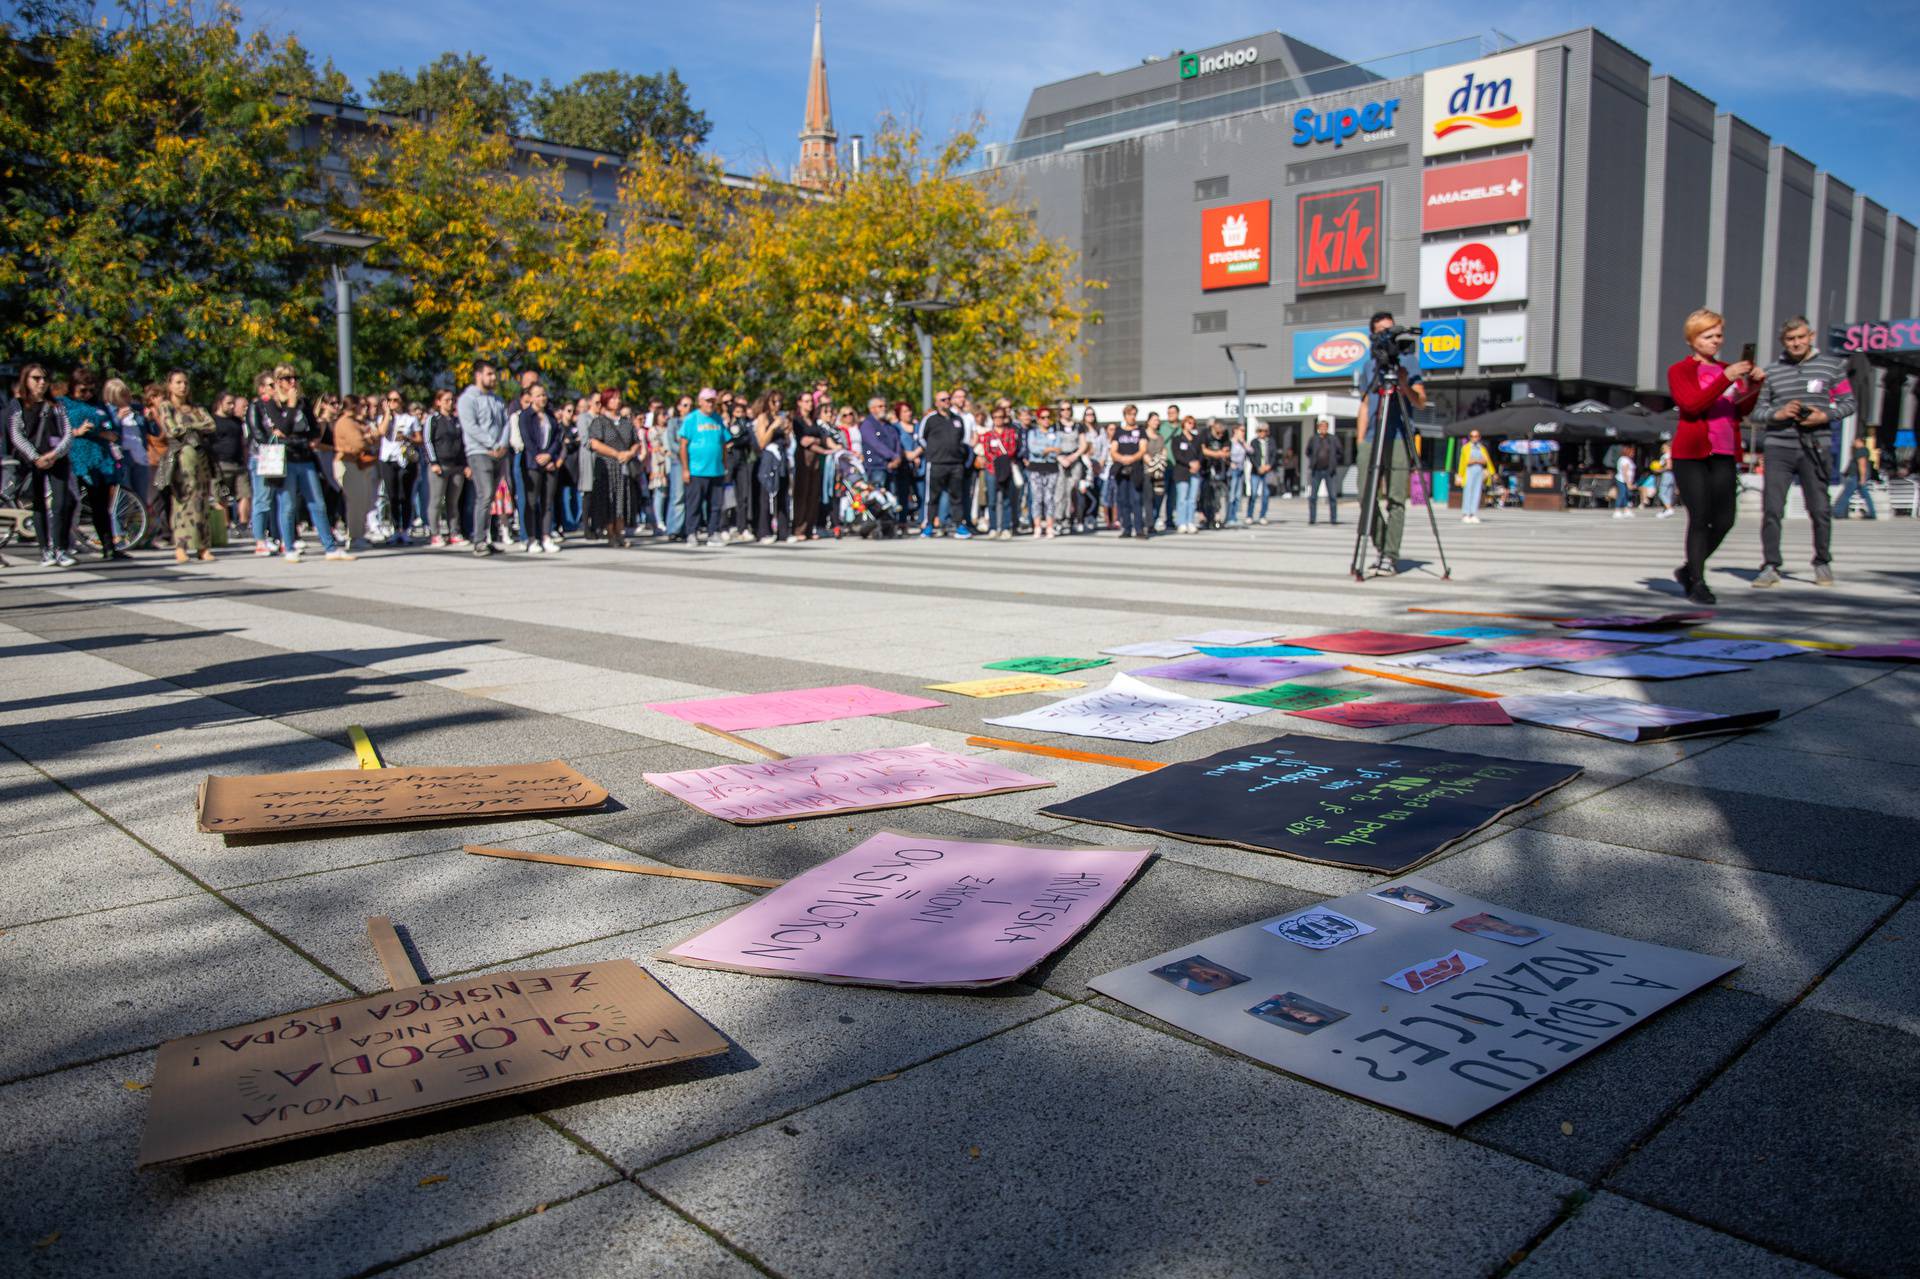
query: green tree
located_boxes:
[0,2,330,389]
[366,51,528,132]
[527,69,709,156]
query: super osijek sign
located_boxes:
[1292,98,1401,148]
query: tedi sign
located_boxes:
[1422,50,1536,157]
[1292,99,1401,148]
[1181,46,1258,79]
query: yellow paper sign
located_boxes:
[925,674,1087,700]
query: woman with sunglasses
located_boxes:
[151,370,219,562]
[7,364,78,566]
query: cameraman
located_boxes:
[1352,310,1427,575]
[1748,315,1853,588]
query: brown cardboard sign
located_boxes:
[137,960,727,1169]
[196,761,609,835]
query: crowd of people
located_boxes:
[3,361,1303,565]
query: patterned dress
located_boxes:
[155,402,216,553]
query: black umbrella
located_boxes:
[1438,397,1581,438]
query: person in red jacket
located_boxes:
[1666,308,1763,604]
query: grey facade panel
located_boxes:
[1080,139,1146,393]
[1716,117,1769,348]
[1854,198,1886,322]
[1578,34,1649,387]
[1814,175,1855,330]
[1893,219,1917,318]
[1531,44,1568,380]
[1639,78,1713,389]
[1771,151,1816,333]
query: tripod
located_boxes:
[1348,359,1451,582]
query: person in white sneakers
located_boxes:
[517,384,564,554]
[1611,445,1637,518]
[1455,428,1493,523]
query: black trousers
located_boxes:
[381,460,417,535]
[757,470,790,540]
[23,460,75,553]
[1759,434,1831,568]
[726,457,756,534]
[684,474,724,539]
[927,464,968,526]
[78,478,114,550]
[1673,455,1737,582]
[523,466,562,542]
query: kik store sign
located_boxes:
[1201,200,1271,291]
[1296,183,1384,292]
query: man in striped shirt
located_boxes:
[1747,316,1855,588]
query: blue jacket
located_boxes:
[859,415,902,464]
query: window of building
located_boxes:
[1193,310,1227,334]
[1194,176,1229,201]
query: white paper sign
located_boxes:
[1175,629,1283,646]
[1476,313,1528,366]
[1548,654,1745,680]
[1101,641,1200,659]
[983,671,1267,744]
[1498,692,1777,742]
[1651,639,1806,662]
[1090,874,1741,1126]
[1384,649,1550,676]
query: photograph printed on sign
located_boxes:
[1248,991,1350,1034]
[1369,884,1455,914]
[1263,908,1376,949]
[1151,955,1252,995]
[1452,912,1549,946]
[1383,949,1488,992]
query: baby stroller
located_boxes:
[830,452,903,539]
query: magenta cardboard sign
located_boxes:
[647,684,943,731]
[660,831,1152,987]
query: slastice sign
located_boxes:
[1201,199,1270,290]
[1296,184,1383,291]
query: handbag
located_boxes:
[257,442,287,479]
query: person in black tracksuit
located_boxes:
[424,388,468,544]
[920,405,970,534]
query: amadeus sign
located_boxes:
[1181,46,1258,79]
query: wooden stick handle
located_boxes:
[365,915,428,989]
[1342,665,1505,699]
[348,725,383,769]
[692,722,787,759]
[965,735,1165,772]
[463,844,785,889]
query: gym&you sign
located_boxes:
[1421,232,1529,308]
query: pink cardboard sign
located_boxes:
[1291,630,1470,656]
[1289,699,1513,728]
[645,684,943,732]
[1553,611,1712,630]
[1488,637,1644,662]
[659,831,1152,987]
[1831,640,1920,663]
[642,744,1052,825]
[1131,655,1342,688]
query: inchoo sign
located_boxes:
[1201,199,1271,290]
[1422,50,1535,157]
[1181,46,1258,79]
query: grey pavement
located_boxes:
[1,506,1915,1277]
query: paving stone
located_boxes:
[1608,1008,1920,1277]
[1511,1191,1836,1278]
[1655,738,1920,818]
[226,839,752,994]
[1429,828,1891,1003]
[0,1051,620,1278]
[1802,898,1920,1036]
[642,1004,1577,1279]
[389,1181,756,1278]
[525,917,1064,1172]
[1525,776,1918,896]
[0,762,102,841]
[0,823,199,926]
[0,893,349,1082]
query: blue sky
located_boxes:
[246,0,1920,227]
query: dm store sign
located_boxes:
[1201,200,1271,290]
[1418,318,1466,370]
[1422,50,1535,157]
[1292,326,1371,380]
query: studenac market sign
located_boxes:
[1181,46,1258,79]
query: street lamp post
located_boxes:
[1220,342,1268,430]
[899,298,957,412]
[302,225,384,397]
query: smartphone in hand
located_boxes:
[1739,341,1756,366]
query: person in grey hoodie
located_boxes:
[457,361,509,556]
[1747,316,1856,588]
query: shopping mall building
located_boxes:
[980,29,1919,456]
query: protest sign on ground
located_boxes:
[1100,641,1198,658]
[1383,650,1552,676]
[1091,874,1740,1126]
[138,960,727,1168]
[1489,637,1643,662]
[981,656,1110,675]
[1428,626,1535,639]
[645,685,942,731]
[1291,630,1470,656]
[1651,638,1806,662]
[1042,735,1580,874]
[1291,700,1513,728]
[1217,684,1372,712]
[1827,640,1920,663]
[659,831,1151,988]
[1130,656,1343,688]
[1175,628,1283,645]
[643,744,1052,824]
[983,672,1268,744]
[1496,693,1779,741]
[925,674,1087,699]
[1194,644,1324,659]
[1553,611,1712,630]
[1547,654,1745,680]
[197,762,608,836]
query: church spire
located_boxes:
[795,4,838,188]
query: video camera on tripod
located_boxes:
[1348,321,1452,582]
[1367,325,1422,387]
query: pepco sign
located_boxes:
[1291,326,1371,380]
[1201,199,1271,291]
[1420,232,1530,307]
[1422,50,1535,157]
